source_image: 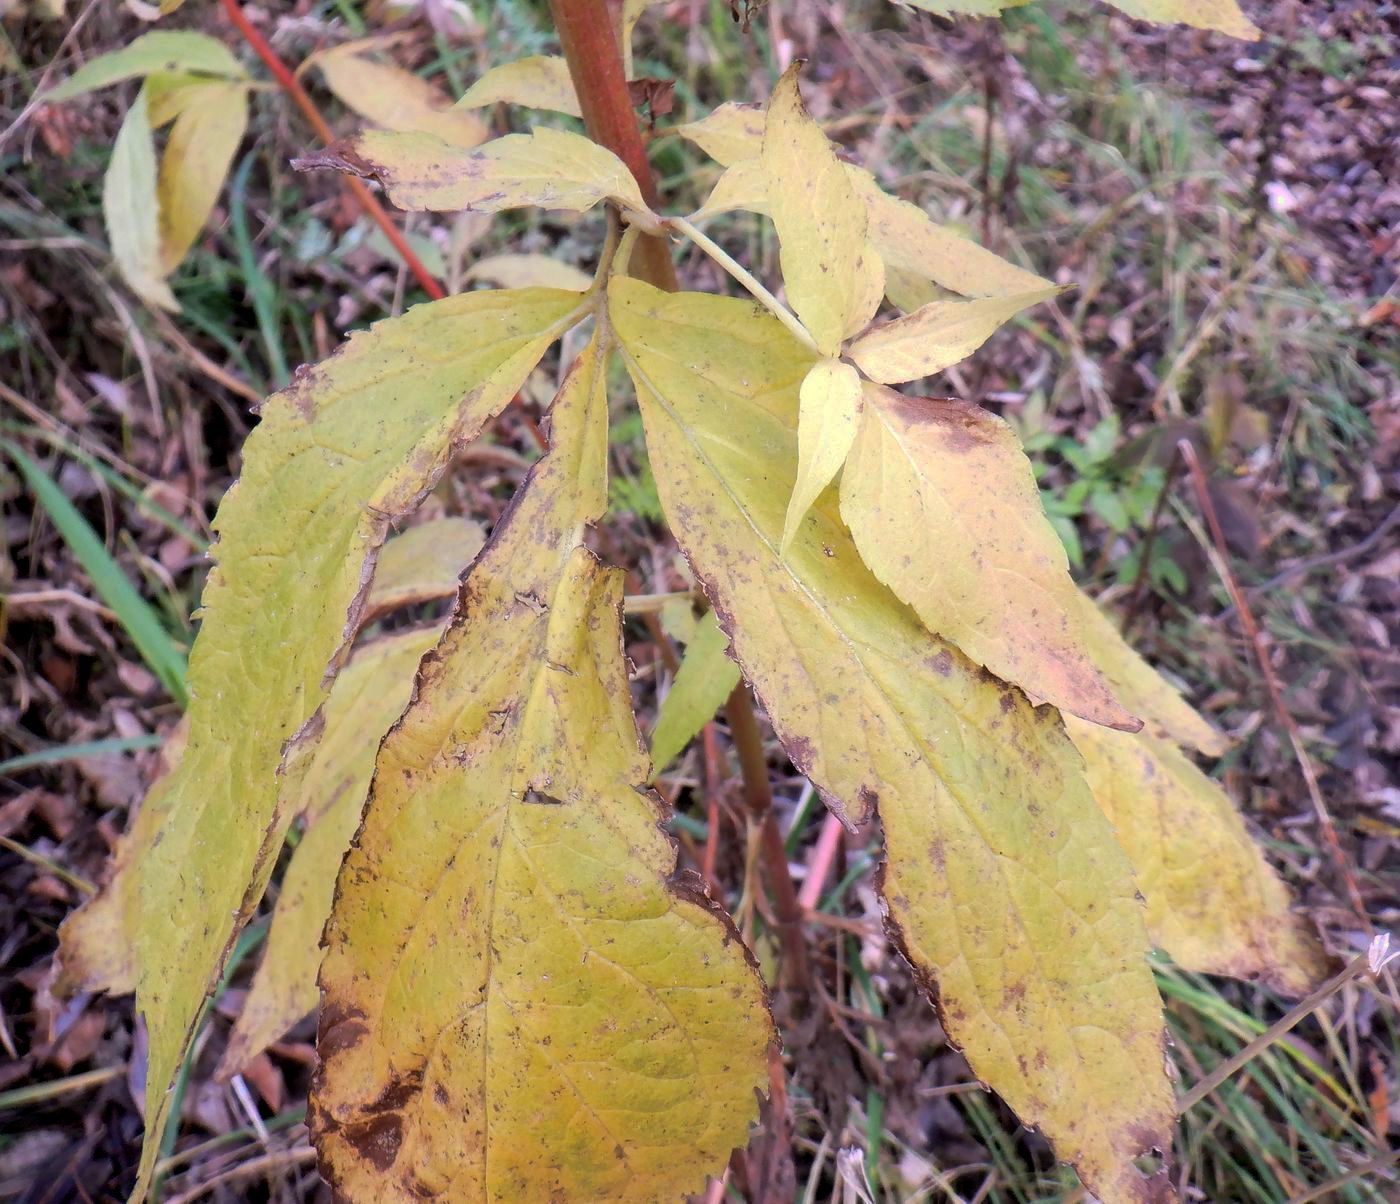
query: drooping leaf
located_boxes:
[1066,717,1326,995]
[313,336,771,1200]
[762,66,867,355]
[457,55,583,117]
[847,286,1060,383]
[42,30,246,102]
[308,127,653,224]
[218,625,444,1077]
[156,80,249,272]
[104,86,179,312]
[313,45,488,149]
[127,287,586,1198]
[464,253,594,292]
[650,608,742,773]
[612,277,1173,1204]
[839,386,1137,729]
[360,517,485,626]
[784,358,862,554]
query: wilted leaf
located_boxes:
[1066,717,1325,995]
[156,80,248,272]
[314,336,771,1200]
[127,287,586,1197]
[464,253,593,292]
[360,517,485,626]
[840,386,1137,729]
[309,127,653,224]
[847,286,1059,384]
[43,30,246,102]
[219,626,443,1077]
[612,277,1172,1204]
[104,86,178,312]
[650,608,742,773]
[314,46,488,149]
[763,67,866,354]
[784,358,861,555]
[457,55,582,117]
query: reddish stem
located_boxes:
[220,0,446,300]
[797,811,844,915]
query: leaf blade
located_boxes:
[315,48,489,149]
[42,31,246,102]
[457,55,582,117]
[156,80,249,273]
[104,86,179,312]
[650,609,742,773]
[783,358,862,555]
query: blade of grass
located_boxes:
[0,734,163,776]
[6,442,188,705]
[229,154,291,390]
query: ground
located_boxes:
[0,1,1396,1201]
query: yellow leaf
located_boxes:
[673,101,765,166]
[314,47,488,149]
[104,86,179,312]
[839,386,1138,729]
[457,55,582,117]
[689,157,767,221]
[320,126,653,224]
[53,722,188,999]
[464,253,593,292]
[361,517,485,625]
[314,337,771,1200]
[762,66,867,355]
[1074,594,1228,755]
[883,263,943,313]
[156,80,248,273]
[612,277,1173,1204]
[1066,717,1325,995]
[43,30,246,102]
[1101,0,1259,39]
[783,358,862,555]
[847,286,1060,384]
[127,287,585,1198]
[219,625,444,1077]
[847,241,885,337]
[650,608,741,773]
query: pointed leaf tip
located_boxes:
[782,358,862,555]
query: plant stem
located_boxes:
[218,0,446,301]
[668,216,822,355]
[549,0,677,292]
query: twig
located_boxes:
[0,1064,121,1110]
[0,834,96,895]
[218,0,445,300]
[1178,439,1369,927]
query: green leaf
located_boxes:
[43,31,246,102]
[650,609,742,773]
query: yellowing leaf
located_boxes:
[314,47,488,149]
[689,158,767,221]
[674,102,765,166]
[464,253,593,292]
[650,608,742,773]
[841,387,1136,728]
[1098,0,1258,38]
[128,287,585,1198]
[1075,594,1228,755]
[762,67,867,355]
[219,625,443,1077]
[156,80,248,273]
[612,277,1172,1203]
[104,86,178,312]
[847,241,886,337]
[1066,717,1325,995]
[362,517,485,625]
[318,126,653,223]
[848,286,1059,384]
[314,337,770,1200]
[457,55,582,117]
[43,30,246,102]
[783,358,862,555]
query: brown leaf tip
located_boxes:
[292,141,378,181]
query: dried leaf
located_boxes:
[156,80,248,273]
[127,287,585,1197]
[840,387,1137,728]
[457,55,582,117]
[219,626,443,1077]
[784,358,862,555]
[361,517,485,625]
[464,253,593,292]
[104,86,178,312]
[312,127,652,223]
[612,277,1172,1204]
[43,31,246,102]
[650,609,741,773]
[314,336,771,1199]
[314,47,488,149]
[848,287,1060,384]
[763,66,867,355]
[1067,718,1326,995]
